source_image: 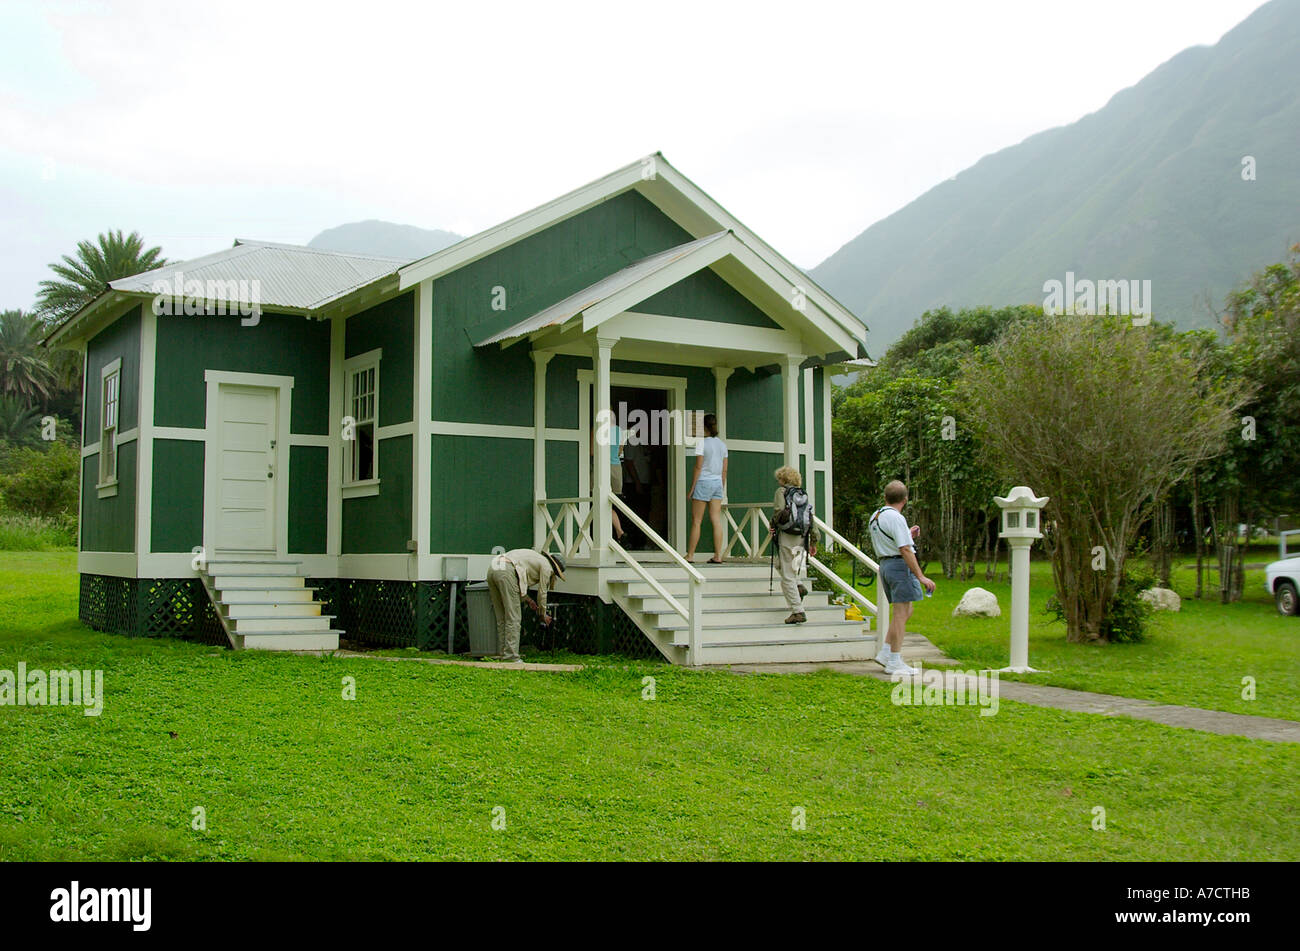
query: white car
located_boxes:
[1267,531,1300,616]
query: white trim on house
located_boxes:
[77,345,87,550]
[414,279,434,559]
[375,422,414,439]
[79,551,138,576]
[327,312,344,556]
[81,427,139,459]
[430,420,534,440]
[288,434,331,447]
[804,365,816,501]
[202,370,294,557]
[727,439,784,454]
[713,366,733,439]
[602,311,802,357]
[152,426,205,442]
[136,310,157,553]
[532,351,553,547]
[823,369,834,535]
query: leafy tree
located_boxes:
[35,230,166,326]
[1182,247,1300,601]
[835,372,997,579]
[957,314,1245,642]
[0,310,57,402]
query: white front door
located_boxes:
[215,383,278,551]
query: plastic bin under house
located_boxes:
[465,582,498,657]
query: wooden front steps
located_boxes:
[200,559,341,651]
[603,560,878,666]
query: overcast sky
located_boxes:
[0,0,1269,311]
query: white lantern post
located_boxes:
[993,486,1049,673]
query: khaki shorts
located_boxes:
[610,463,623,494]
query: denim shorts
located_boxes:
[691,476,724,501]
[879,556,924,603]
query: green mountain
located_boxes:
[812,0,1300,352]
[308,220,462,260]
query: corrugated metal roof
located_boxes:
[473,231,729,347]
[109,240,408,312]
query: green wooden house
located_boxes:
[48,154,884,665]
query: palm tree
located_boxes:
[0,309,57,403]
[0,394,43,445]
[36,229,166,326]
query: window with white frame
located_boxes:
[344,349,380,488]
[98,358,121,490]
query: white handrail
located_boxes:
[611,495,705,584]
[610,494,704,665]
[609,540,689,621]
[807,555,877,615]
[809,514,887,644]
[813,515,879,572]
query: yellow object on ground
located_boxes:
[844,603,864,622]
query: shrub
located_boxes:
[0,442,79,517]
[1046,566,1153,643]
[0,512,77,550]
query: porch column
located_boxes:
[593,336,615,561]
[532,351,554,549]
[712,366,733,439]
[781,355,802,469]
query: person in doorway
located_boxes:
[592,419,626,542]
[770,466,816,623]
[868,479,935,675]
[686,413,728,563]
[486,548,565,663]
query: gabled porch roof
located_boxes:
[472,230,861,366]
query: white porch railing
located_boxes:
[538,497,595,561]
[721,501,775,560]
[610,494,705,666]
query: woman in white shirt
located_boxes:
[686,413,728,563]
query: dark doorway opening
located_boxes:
[605,386,670,551]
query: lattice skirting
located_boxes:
[78,575,226,645]
[78,574,658,659]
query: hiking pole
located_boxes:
[769,530,775,594]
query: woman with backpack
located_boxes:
[770,466,816,623]
[685,413,728,563]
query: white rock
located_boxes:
[953,587,1001,618]
[1140,587,1181,612]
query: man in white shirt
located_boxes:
[868,480,935,675]
[487,548,565,663]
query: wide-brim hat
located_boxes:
[542,551,566,580]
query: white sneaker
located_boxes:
[883,657,919,676]
[874,645,891,667]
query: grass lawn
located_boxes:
[831,554,1300,722]
[1,552,1297,861]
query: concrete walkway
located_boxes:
[729,634,1300,744]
